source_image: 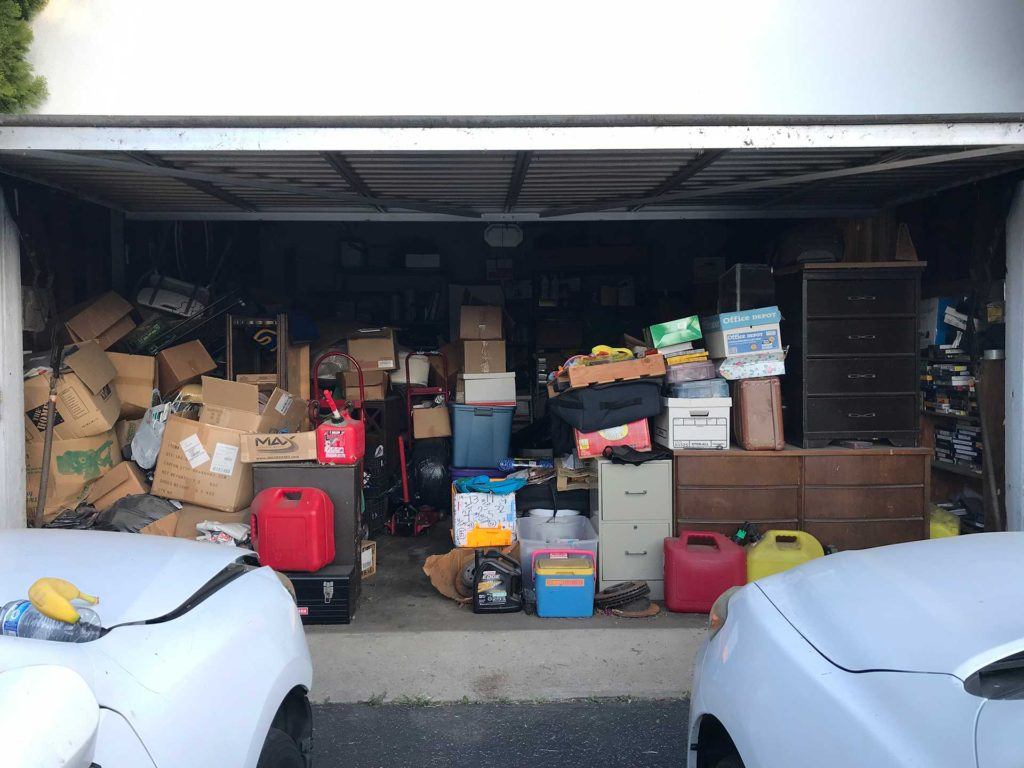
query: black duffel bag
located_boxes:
[547,379,662,434]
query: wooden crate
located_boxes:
[557,354,666,390]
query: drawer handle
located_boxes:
[846,295,877,301]
[846,334,876,340]
[625,550,648,556]
[847,412,877,419]
[846,373,877,379]
[624,490,648,496]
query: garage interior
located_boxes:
[2,139,1021,631]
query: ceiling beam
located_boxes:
[0,150,482,218]
[540,145,1024,218]
[0,167,125,212]
[504,151,533,212]
[127,151,256,211]
[629,149,727,211]
[321,152,384,212]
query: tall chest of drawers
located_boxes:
[776,262,924,448]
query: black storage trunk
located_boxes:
[288,565,358,625]
[547,379,662,433]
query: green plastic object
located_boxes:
[646,315,702,348]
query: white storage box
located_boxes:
[652,396,732,450]
[456,372,516,405]
[701,306,782,360]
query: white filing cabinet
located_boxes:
[590,458,673,600]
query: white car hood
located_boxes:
[0,529,252,627]
[756,532,1024,680]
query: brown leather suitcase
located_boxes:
[732,377,785,451]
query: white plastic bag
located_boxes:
[130,396,196,469]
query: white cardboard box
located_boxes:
[652,396,732,450]
[455,372,516,405]
[701,306,782,360]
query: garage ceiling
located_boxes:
[1,145,1023,220]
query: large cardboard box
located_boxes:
[338,370,388,401]
[24,341,122,442]
[85,460,149,511]
[107,352,157,419]
[459,306,503,340]
[701,306,782,360]
[26,431,121,522]
[65,292,136,350]
[463,340,506,374]
[150,414,253,513]
[240,431,318,463]
[346,327,397,371]
[412,406,452,439]
[199,377,306,434]
[157,340,217,394]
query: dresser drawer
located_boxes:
[804,486,924,519]
[806,318,917,356]
[600,521,671,581]
[675,455,800,486]
[676,487,799,522]
[802,519,926,551]
[599,461,672,521]
[806,278,916,318]
[804,453,926,485]
[805,395,918,433]
[804,356,917,395]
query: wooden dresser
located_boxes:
[673,447,930,551]
[776,262,924,448]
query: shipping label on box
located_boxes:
[701,306,782,359]
[452,488,517,547]
[574,419,651,459]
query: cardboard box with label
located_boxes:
[412,406,452,439]
[24,341,122,442]
[701,306,782,360]
[463,340,506,374]
[338,370,389,401]
[107,352,157,419]
[85,460,149,511]
[200,377,306,435]
[157,339,217,394]
[459,306,503,340]
[346,327,397,371]
[65,291,136,351]
[240,431,318,463]
[26,430,121,522]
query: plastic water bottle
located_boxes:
[0,600,101,643]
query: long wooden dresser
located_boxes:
[673,447,930,550]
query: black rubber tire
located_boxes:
[256,727,305,768]
[713,754,745,768]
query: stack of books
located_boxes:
[921,361,977,418]
[934,423,983,472]
[659,341,709,367]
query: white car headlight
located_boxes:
[708,586,741,637]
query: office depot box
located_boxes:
[65,291,136,350]
[459,306,503,340]
[24,341,121,442]
[574,419,651,459]
[463,340,507,374]
[701,306,782,360]
[652,397,732,450]
[456,373,516,405]
[157,340,217,393]
[107,352,158,419]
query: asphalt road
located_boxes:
[313,698,690,767]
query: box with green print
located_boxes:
[25,430,121,523]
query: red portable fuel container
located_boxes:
[251,487,336,572]
[664,531,746,613]
[316,391,365,466]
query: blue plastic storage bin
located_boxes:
[451,404,516,468]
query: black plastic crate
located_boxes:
[363,487,391,537]
[288,564,358,625]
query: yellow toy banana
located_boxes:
[28,578,99,624]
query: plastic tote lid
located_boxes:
[535,556,594,576]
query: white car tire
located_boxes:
[256,727,305,768]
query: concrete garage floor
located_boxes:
[306,522,706,704]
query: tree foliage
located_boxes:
[0,0,47,113]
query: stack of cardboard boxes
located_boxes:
[456,306,513,406]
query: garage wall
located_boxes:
[0,196,25,529]
[26,0,1024,117]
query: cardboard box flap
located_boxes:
[202,376,260,414]
[65,292,133,342]
[258,388,306,433]
[64,341,117,395]
[107,352,157,387]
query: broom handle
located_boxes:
[34,389,58,528]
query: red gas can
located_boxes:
[664,531,746,613]
[251,487,335,572]
[316,392,365,466]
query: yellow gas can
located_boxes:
[746,530,825,581]
[929,506,961,539]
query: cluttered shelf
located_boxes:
[931,459,983,479]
